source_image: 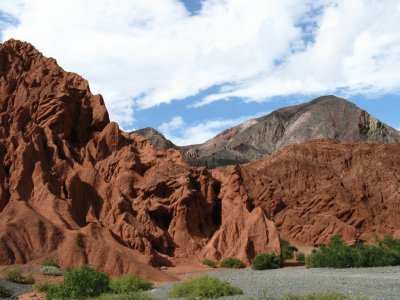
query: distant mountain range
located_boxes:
[137,96,400,168]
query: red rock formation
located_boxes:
[226,139,400,246]
[2,40,399,280]
[0,40,281,279]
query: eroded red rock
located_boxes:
[0,40,280,279]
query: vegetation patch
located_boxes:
[0,284,13,298]
[4,268,35,284]
[169,275,242,299]
[40,266,63,276]
[296,252,306,263]
[220,257,245,269]
[109,275,152,294]
[252,253,281,270]
[306,235,400,268]
[33,280,55,292]
[46,265,110,299]
[202,259,217,268]
[264,290,368,299]
[281,239,298,260]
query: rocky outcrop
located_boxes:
[226,139,400,246]
[181,96,400,168]
[134,127,176,150]
[0,40,281,279]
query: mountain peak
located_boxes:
[181,96,400,168]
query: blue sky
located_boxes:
[0,0,399,145]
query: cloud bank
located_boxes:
[0,0,399,130]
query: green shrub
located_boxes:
[202,259,217,268]
[0,284,12,298]
[4,268,35,284]
[46,265,110,300]
[281,239,298,260]
[42,260,60,268]
[296,252,306,263]
[306,235,400,268]
[265,290,368,299]
[220,257,245,269]
[109,275,152,294]
[33,280,55,292]
[252,253,281,270]
[40,266,63,276]
[168,275,242,299]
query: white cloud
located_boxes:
[160,112,268,146]
[0,0,399,128]
[159,116,184,132]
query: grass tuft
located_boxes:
[220,257,245,269]
[202,259,217,268]
[4,268,35,284]
[252,253,281,270]
[168,275,243,299]
[109,275,152,294]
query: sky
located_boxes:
[0,0,399,145]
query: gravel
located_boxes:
[150,266,400,299]
[0,279,32,299]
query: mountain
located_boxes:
[134,127,176,149]
[181,96,400,168]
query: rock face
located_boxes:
[224,139,400,246]
[181,96,400,168]
[0,40,280,279]
[134,127,176,150]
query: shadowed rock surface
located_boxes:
[134,127,176,149]
[181,96,400,168]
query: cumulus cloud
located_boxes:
[159,112,268,146]
[0,0,399,129]
[159,116,184,132]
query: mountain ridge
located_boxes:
[137,96,400,168]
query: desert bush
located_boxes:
[46,265,110,299]
[306,235,400,268]
[33,280,55,292]
[220,257,245,269]
[109,275,152,294]
[202,259,217,268]
[252,253,281,270]
[41,260,60,268]
[40,266,63,276]
[281,239,298,260]
[4,268,35,284]
[168,275,242,299]
[296,252,306,262]
[0,284,12,298]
